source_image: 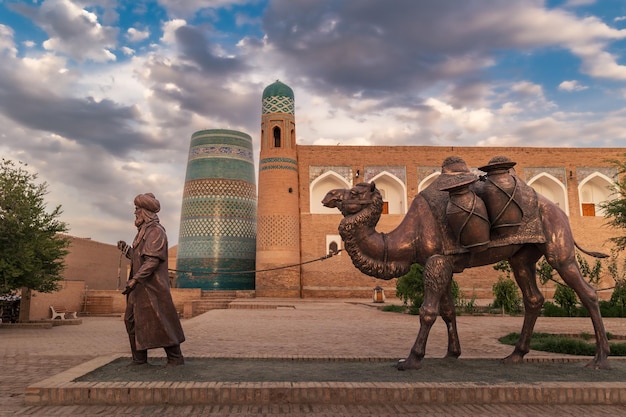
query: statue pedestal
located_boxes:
[27,356,626,406]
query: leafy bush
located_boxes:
[542,301,567,317]
[491,271,522,315]
[381,304,406,313]
[499,332,626,356]
[553,284,579,317]
[457,296,478,315]
[395,263,425,308]
[395,263,461,315]
[609,279,626,316]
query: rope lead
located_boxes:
[169,249,342,276]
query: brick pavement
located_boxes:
[2,299,626,416]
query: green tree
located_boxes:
[599,153,626,252]
[395,263,460,315]
[396,263,425,314]
[0,159,70,321]
[491,260,522,315]
[606,255,626,317]
[538,253,604,317]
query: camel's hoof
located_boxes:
[585,358,611,370]
[397,358,422,371]
[444,352,461,360]
[500,354,524,365]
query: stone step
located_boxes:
[190,300,231,315]
[200,290,238,299]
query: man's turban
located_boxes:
[134,193,160,213]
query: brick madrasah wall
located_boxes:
[296,145,625,300]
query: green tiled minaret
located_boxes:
[176,129,257,290]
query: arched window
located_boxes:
[370,172,407,214]
[329,241,339,255]
[528,173,569,216]
[579,173,615,216]
[310,171,351,214]
[273,126,281,148]
[326,235,342,256]
[418,172,440,193]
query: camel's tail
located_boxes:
[575,241,609,258]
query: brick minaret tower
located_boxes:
[256,80,301,297]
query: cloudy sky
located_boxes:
[1,0,626,246]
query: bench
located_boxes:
[50,305,77,320]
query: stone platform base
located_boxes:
[25,355,626,406]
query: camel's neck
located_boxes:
[339,208,414,280]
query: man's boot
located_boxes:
[164,345,184,366]
[128,334,148,365]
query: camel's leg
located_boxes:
[502,246,544,364]
[550,257,611,369]
[539,197,610,369]
[398,255,453,371]
[440,279,461,359]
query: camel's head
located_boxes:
[322,182,381,217]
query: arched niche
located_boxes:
[418,172,440,193]
[528,173,569,216]
[579,172,615,217]
[310,171,351,214]
[371,171,407,214]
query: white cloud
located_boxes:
[157,0,250,18]
[572,45,626,80]
[126,27,150,43]
[511,81,544,97]
[558,80,588,91]
[0,24,17,58]
[121,46,135,56]
[30,0,119,62]
[425,97,494,134]
[160,19,187,45]
[564,0,596,6]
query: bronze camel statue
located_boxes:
[322,156,611,370]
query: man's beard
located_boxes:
[135,216,144,228]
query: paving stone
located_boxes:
[2,299,626,415]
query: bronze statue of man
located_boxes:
[117,193,185,366]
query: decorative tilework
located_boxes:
[417,167,441,182]
[256,215,300,249]
[259,164,298,172]
[177,237,256,259]
[183,179,256,200]
[364,166,406,184]
[309,166,352,184]
[576,167,618,182]
[191,129,252,145]
[262,96,294,115]
[179,217,256,240]
[260,157,297,165]
[176,257,255,290]
[189,145,253,162]
[524,167,566,184]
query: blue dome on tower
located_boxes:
[262,80,294,100]
[262,80,295,115]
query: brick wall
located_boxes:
[29,280,85,320]
[62,236,130,290]
[297,146,625,299]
